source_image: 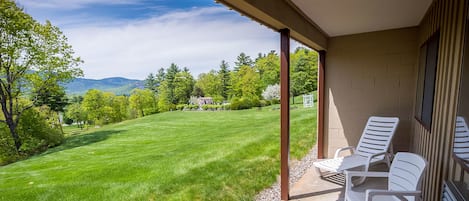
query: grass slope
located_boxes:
[0,105,316,201]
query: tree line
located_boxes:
[144,48,318,110]
[62,48,318,131]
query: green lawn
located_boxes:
[0,105,316,201]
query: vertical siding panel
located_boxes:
[414,0,467,200]
[437,1,457,196]
[446,0,465,182]
[429,1,448,197]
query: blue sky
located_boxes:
[16,0,300,79]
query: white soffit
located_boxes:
[291,0,433,37]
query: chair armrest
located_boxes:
[366,189,421,201]
[345,171,388,191]
[368,151,388,160]
[334,146,356,158]
[345,170,389,178]
[364,151,389,171]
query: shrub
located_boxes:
[16,108,64,155]
[176,104,186,111]
[259,100,268,107]
[189,104,199,110]
[0,124,18,165]
[230,97,253,110]
[271,99,280,105]
[251,97,261,108]
[143,108,158,115]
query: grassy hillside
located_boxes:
[0,105,316,201]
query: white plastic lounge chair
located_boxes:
[454,116,469,166]
[313,116,399,183]
[344,152,427,201]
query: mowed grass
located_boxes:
[0,105,316,201]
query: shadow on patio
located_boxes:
[289,163,389,201]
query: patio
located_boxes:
[289,163,389,201]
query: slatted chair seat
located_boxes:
[313,116,399,181]
[314,154,386,173]
[344,152,427,201]
[454,116,469,167]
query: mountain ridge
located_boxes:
[65,77,144,95]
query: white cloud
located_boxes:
[16,2,305,79]
[62,7,291,79]
[17,0,143,9]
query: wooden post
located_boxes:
[280,28,290,201]
[318,50,326,159]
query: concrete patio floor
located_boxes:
[289,163,389,201]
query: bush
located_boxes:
[259,100,268,107]
[0,124,18,165]
[251,97,261,107]
[176,104,186,111]
[200,104,222,111]
[143,107,158,115]
[16,108,64,155]
[271,99,280,105]
[189,104,199,110]
[230,97,253,110]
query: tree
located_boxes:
[65,103,86,129]
[165,63,181,104]
[218,60,230,100]
[155,68,166,89]
[129,89,157,117]
[157,81,172,112]
[255,51,280,89]
[229,66,261,100]
[290,47,318,103]
[0,1,83,152]
[81,89,105,125]
[173,71,194,104]
[33,84,68,113]
[262,84,280,101]
[144,73,157,93]
[195,70,222,99]
[234,52,253,71]
[32,84,69,134]
[111,95,129,122]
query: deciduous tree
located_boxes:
[0,1,83,152]
[129,89,156,117]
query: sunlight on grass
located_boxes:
[0,105,316,201]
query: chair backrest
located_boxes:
[356,116,399,157]
[454,116,469,164]
[388,152,427,201]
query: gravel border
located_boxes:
[255,145,318,201]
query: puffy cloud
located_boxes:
[63,7,285,79]
[17,1,304,79]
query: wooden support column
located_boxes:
[318,50,326,159]
[280,28,290,201]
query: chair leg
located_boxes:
[351,166,367,187]
[385,154,391,168]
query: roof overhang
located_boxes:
[217,0,328,51]
[217,0,433,51]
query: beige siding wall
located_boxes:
[324,27,418,157]
[413,0,468,200]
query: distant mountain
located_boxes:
[65,77,144,95]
